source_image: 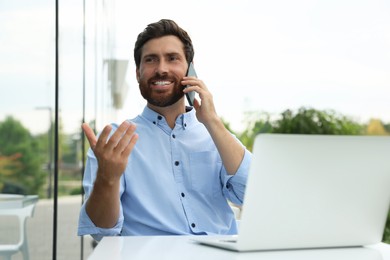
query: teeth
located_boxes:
[154,81,170,86]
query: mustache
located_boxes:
[148,75,177,84]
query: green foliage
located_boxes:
[70,186,83,195]
[0,116,46,194]
[385,213,390,244]
[384,123,390,133]
[273,108,363,135]
[366,119,389,135]
[239,107,364,151]
[238,112,273,151]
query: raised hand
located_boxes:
[181,77,245,175]
[82,121,138,183]
[181,76,219,126]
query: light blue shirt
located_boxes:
[78,106,251,240]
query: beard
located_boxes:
[139,74,185,107]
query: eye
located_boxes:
[168,55,179,62]
[144,56,158,63]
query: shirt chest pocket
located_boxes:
[189,151,223,197]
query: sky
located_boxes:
[1,0,390,134]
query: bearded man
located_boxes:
[78,19,251,241]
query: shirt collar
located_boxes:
[141,106,197,130]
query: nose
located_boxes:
[155,60,168,76]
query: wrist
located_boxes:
[94,171,121,190]
[203,115,223,131]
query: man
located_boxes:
[78,19,251,240]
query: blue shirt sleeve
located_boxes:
[77,199,124,241]
[221,148,252,205]
[77,147,125,241]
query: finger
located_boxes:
[182,78,207,90]
[181,78,197,88]
[193,98,201,110]
[95,124,113,149]
[182,76,197,81]
[122,133,139,158]
[105,120,131,149]
[115,123,137,152]
[82,123,98,149]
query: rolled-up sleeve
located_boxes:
[77,200,124,241]
[221,148,252,205]
[77,148,125,241]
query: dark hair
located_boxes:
[134,19,194,68]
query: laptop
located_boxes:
[193,134,390,251]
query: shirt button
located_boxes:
[191,223,196,228]
[153,121,156,125]
[175,161,180,166]
[172,134,176,138]
[157,115,162,120]
[181,192,185,197]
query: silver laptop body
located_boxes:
[195,134,390,251]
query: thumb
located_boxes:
[81,123,97,149]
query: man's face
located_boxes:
[136,35,188,107]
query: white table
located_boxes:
[88,235,390,260]
[0,194,39,209]
[0,194,39,260]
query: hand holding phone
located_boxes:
[184,62,197,106]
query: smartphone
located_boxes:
[184,62,197,106]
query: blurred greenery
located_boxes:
[236,107,364,151]
[0,116,46,195]
[385,214,390,244]
[0,116,83,197]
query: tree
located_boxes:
[273,108,363,135]
[384,123,390,134]
[238,112,273,151]
[0,153,23,191]
[238,107,363,151]
[0,116,46,194]
[366,119,389,135]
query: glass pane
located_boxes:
[0,1,55,259]
[57,0,118,258]
[57,0,84,258]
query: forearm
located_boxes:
[82,121,137,228]
[85,174,121,228]
[204,117,245,175]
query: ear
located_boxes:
[136,69,140,83]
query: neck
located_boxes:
[147,98,186,129]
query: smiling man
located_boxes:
[78,19,252,240]
[137,35,187,108]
